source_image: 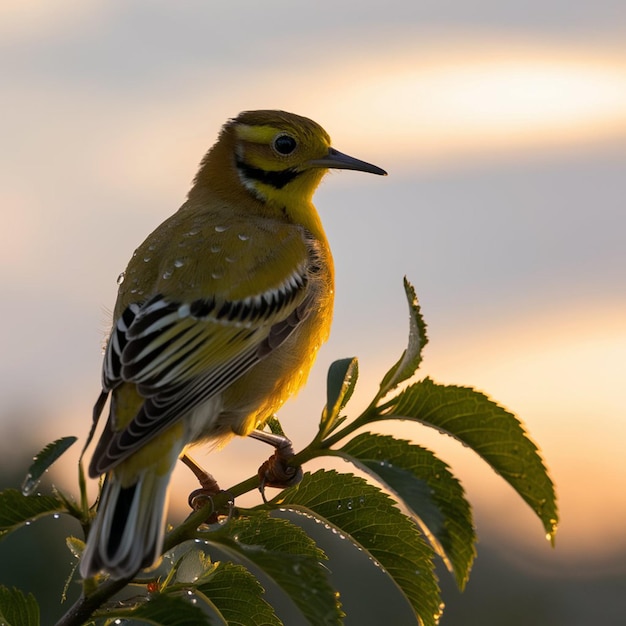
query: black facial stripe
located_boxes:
[236,158,301,189]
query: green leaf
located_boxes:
[0,489,66,540]
[194,561,281,626]
[265,415,286,438]
[339,433,475,589]
[380,378,559,542]
[65,536,85,560]
[378,278,428,397]
[21,436,77,496]
[0,586,40,626]
[170,547,217,586]
[320,357,358,438]
[206,513,341,625]
[114,593,212,625]
[275,470,442,626]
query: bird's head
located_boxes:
[192,110,386,213]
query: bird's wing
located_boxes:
[89,216,323,476]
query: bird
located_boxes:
[79,109,386,579]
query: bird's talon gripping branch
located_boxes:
[257,449,303,488]
[188,489,217,520]
[252,429,303,499]
[181,454,224,522]
[187,488,236,524]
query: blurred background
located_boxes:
[1,1,625,624]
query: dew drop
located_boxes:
[21,473,40,496]
[174,259,185,268]
[215,225,229,233]
[162,269,173,280]
[116,272,125,285]
[211,270,224,279]
[545,518,559,544]
[238,233,250,241]
[53,513,60,520]
[210,244,221,253]
[434,601,445,623]
[143,256,151,263]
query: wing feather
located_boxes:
[90,254,315,476]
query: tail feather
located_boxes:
[80,469,171,579]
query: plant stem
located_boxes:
[55,576,131,626]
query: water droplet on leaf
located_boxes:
[21,473,40,496]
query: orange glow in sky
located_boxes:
[312,42,626,164]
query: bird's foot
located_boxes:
[181,453,227,523]
[250,431,303,501]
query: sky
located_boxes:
[1,0,625,590]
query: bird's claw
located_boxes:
[188,487,235,525]
[257,437,303,502]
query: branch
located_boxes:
[55,576,130,626]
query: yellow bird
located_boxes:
[80,110,386,579]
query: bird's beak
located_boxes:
[308,147,387,176]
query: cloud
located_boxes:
[0,0,105,42]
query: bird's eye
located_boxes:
[273,134,297,155]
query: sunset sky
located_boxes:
[1,0,625,593]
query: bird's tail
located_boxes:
[79,467,172,580]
